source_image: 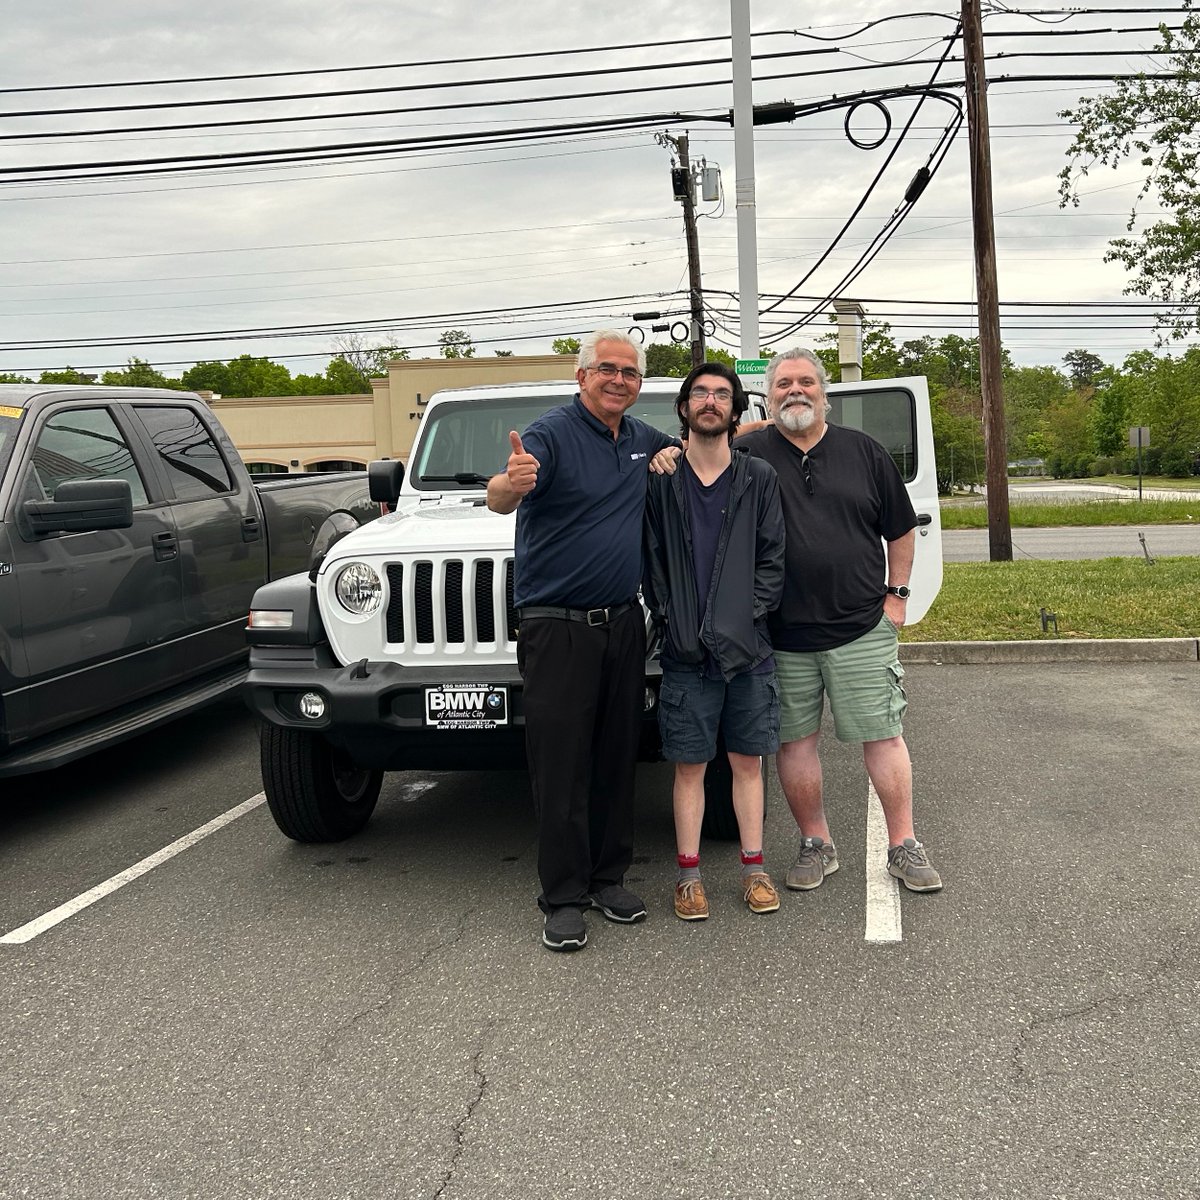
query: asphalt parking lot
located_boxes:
[1,662,1197,1199]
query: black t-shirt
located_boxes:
[739,423,917,651]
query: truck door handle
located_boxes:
[915,512,932,526]
[152,530,179,561]
[241,516,262,542]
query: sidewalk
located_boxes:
[900,638,1199,664]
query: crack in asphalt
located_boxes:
[431,1024,494,1200]
[1010,940,1190,1083]
[297,909,471,1097]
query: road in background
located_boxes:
[1,666,1197,1198]
[943,523,1198,561]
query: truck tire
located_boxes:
[260,724,383,842]
[701,745,769,842]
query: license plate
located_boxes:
[424,683,509,729]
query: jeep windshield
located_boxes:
[410,392,683,492]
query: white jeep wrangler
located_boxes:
[243,376,941,843]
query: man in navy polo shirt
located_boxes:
[487,330,676,952]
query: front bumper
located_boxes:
[244,644,664,771]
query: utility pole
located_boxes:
[962,0,1012,561]
[661,131,706,367]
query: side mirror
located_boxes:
[368,459,405,507]
[24,478,134,535]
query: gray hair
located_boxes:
[577,329,647,376]
[764,347,828,393]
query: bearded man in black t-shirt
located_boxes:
[736,348,943,895]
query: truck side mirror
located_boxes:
[24,478,134,535]
[368,459,404,507]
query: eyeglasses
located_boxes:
[588,362,643,383]
[801,453,814,496]
[689,385,734,402]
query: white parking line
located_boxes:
[0,792,266,946]
[864,782,902,943]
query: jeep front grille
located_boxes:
[384,556,518,653]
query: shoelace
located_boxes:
[895,841,929,867]
[744,872,775,898]
[677,879,704,902]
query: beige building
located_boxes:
[208,353,575,472]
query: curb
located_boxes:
[899,638,1199,664]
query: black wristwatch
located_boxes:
[885,585,911,599]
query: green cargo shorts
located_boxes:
[775,615,907,744]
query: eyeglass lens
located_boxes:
[592,362,643,382]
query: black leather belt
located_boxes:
[518,601,637,627]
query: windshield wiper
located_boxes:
[421,473,492,486]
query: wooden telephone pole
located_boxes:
[962,0,1012,561]
[662,131,706,367]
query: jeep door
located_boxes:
[5,402,187,744]
[825,376,943,622]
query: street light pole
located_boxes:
[730,0,759,360]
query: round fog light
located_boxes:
[299,692,326,720]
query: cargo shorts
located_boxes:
[774,615,907,744]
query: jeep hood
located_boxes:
[319,497,516,571]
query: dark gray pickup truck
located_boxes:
[0,384,377,777]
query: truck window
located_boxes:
[136,405,233,500]
[828,387,918,482]
[27,407,149,506]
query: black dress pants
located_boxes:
[516,606,645,912]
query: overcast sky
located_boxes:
[1,0,1190,379]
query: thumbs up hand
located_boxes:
[506,430,540,495]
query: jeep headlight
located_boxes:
[335,562,382,615]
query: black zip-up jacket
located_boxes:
[642,448,785,681]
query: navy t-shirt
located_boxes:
[514,395,675,609]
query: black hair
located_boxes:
[673,361,749,441]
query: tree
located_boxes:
[180,361,231,394]
[101,358,182,390]
[329,332,407,390]
[1062,349,1105,389]
[322,356,376,394]
[439,329,475,359]
[1059,4,1200,339]
[0,373,32,383]
[643,342,735,378]
[552,337,581,355]
[494,350,514,357]
[38,367,95,384]
[1003,364,1070,459]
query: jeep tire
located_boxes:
[260,724,383,842]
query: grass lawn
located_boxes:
[941,497,1200,529]
[902,557,1199,642]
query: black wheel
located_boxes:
[260,723,383,842]
[700,735,769,842]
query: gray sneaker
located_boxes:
[886,838,943,892]
[785,836,839,891]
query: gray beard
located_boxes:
[776,398,818,433]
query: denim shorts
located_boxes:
[774,615,907,744]
[658,666,781,763]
